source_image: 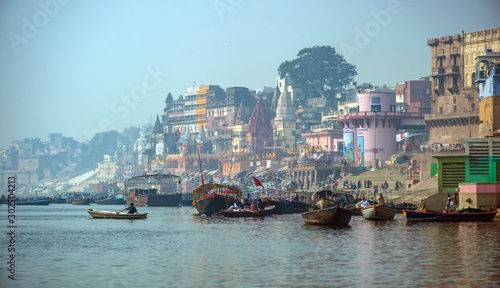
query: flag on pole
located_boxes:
[253,177,263,187]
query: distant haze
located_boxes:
[1,0,499,148]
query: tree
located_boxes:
[278,45,357,103]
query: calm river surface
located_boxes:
[1,204,499,288]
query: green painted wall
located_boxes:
[430,163,438,178]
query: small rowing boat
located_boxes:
[220,205,276,217]
[301,207,353,226]
[403,208,497,222]
[360,205,397,220]
[86,208,148,219]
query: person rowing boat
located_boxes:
[127,203,138,214]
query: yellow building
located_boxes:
[462,28,500,88]
[195,85,209,131]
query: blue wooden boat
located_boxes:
[403,208,497,222]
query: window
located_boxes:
[453,106,457,112]
[453,97,456,104]
[471,103,475,111]
[439,107,443,114]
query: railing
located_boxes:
[338,111,422,120]
[287,160,340,169]
[432,67,445,74]
[424,110,479,120]
[446,65,459,74]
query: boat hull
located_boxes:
[291,200,312,213]
[72,198,91,205]
[403,210,498,222]
[301,207,353,225]
[125,193,182,207]
[194,193,237,216]
[86,208,147,219]
[95,198,126,205]
[345,206,362,215]
[361,205,397,220]
[180,193,193,206]
[220,206,275,217]
[16,199,50,205]
[263,199,294,214]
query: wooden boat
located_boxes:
[180,193,194,206]
[220,205,276,217]
[403,208,498,222]
[86,208,147,219]
[124,174,182,207]
[360,205,397,220]
[193,183,243,216]
[291,200,312,213]
[344,205,363,215]
[49,197,67,204]
[16,198,50,205]
[386,202,418,213]
[314,190,355,210]
[261,198,295,214]
[72,198,91,205]
[301,207,353,226]
[95,197,126,205]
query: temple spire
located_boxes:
[271,81,281,112]
[275,83,296,124]
[153,114,163,134]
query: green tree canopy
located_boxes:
[278,45,357,103]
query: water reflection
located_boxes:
[1,205,499,287]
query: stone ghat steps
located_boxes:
[341,168,415,191]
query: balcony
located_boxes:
[446,83,459,93]
[445,65,459,74]
[432,67,445,75]
[433,86,445,96]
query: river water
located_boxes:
[1,204,499,288]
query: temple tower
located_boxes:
[274,85,296,150]
[247,98,273,155]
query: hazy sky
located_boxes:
[1,0,499,149]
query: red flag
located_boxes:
[253,177,263,187]
[119,160,122,164]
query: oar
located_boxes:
[185,204,196,214]
[109,208,127,219]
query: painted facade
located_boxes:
[338,92,426,167]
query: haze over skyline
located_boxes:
[1,0,499,149]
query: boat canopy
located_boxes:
[192,183,242,200]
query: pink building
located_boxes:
[337,92,425,167]
[301,130,344,161]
